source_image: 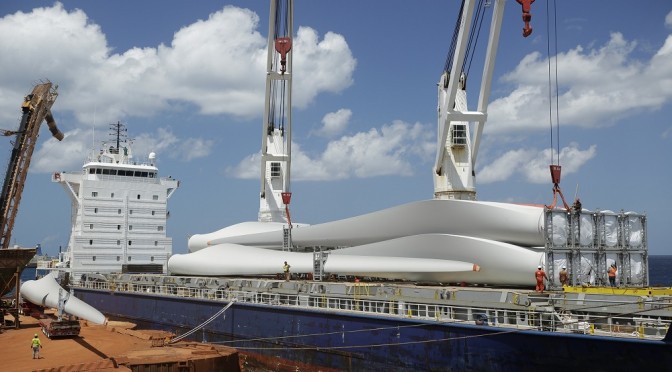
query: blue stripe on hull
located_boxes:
[76,289,672,371]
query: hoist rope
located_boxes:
[443,0,488,80]
[464,0,488,77]
[546,0,561,165]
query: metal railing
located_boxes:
[74,279,671,340]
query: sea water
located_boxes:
[18,255,672,286]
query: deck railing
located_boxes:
[74,279,671,340]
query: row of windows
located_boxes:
[91,256,156,262]
[90,192,159,201]
[89,239,161,246]
[88,224,163,231]
[90,208,162,216]
[88,168,157,178]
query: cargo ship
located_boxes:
[39,0,672,370]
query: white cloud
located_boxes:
[478,143,596,184]
[666,10,672,28]
[293,28,356,107]
[487,32,672,134]
[0,3,356,172]
[176,137,215,161]
[313,109,351,138]
[132,128,179,160]
[228,120,435,181]
[0,4,355,123]
[32,128,91,173]
[662,126,672,139]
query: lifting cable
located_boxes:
[443,0,488,80]
[274,0,291,135]
[544,0,572,210]
[463,0,488,78]
[546,0,560,166]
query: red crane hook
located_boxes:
[516,0,535,37]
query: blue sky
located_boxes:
[1,1,671,255]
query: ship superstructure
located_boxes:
[53,122,179,280]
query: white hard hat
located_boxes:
[562,266,566,269]
[537,265,542,269]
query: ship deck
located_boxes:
[76,273,672,342]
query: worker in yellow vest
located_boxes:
[31,333,42,359]
[283,261,291,281]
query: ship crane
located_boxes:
[259,0,294,228]
[434,0,533,201]
[0,82,64,249]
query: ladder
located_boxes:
[313,249,328,281]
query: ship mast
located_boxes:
[110,121,128,152]
[258,0,293,224]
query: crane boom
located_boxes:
[433,0,505,200]
[258,0,294,224]
[0,82,63,248]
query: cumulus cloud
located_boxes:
[132,127,212,162]
[313,109,351,138]
[0,3,356,173]
[0,4,355,123]
[228,120,434,181]
[666,10,672,28]
[487,32,672,134]
[477,143,596,184]
[32,128,91,173]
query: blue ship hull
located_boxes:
[75,288,672,371]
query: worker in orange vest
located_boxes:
[535,265,549,293]
[608,264,617,287]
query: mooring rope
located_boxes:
[169,300,236,344]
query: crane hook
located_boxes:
[516,0,535,37]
